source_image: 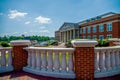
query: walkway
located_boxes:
[1,71,120,80]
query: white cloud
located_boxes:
[35,16,51,24]
[8,10,28,19]
[0,13,3,15]
[39,29,50,33]
[25,21,31,24]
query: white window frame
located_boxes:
[93,35,97,39]
[83,27,86,34]
[87,26,91,34]
[107,23,112,31]
[99,35,104,40]
[87,35,91,39]
[99,24,104,32]
[107,34,112,39]
[93,25,96,33]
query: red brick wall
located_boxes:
[74,47,94,80]
[13,45,28,71]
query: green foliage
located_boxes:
[0,41,10,47]
[96,39,109,47]
[0,35,52,42]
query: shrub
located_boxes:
[96,39,109,47]
[0,41,10,47]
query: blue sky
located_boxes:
[0,0,120,37]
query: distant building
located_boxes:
[55,12,120,42]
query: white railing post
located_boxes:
[68,51,74,73]
[115,49,120,68]
[111,50,116,69]
[27,50,31,68]
[31,50,36,69]
[54,51,60,72]
[41,51,47,71]
[8,50,13,68]
[47,50,53,72]
[105,50,111,71]
[95,50,100,72]
[99,50,105,72]
[1,50,6,68]
[36,50,41,70]
[61,51,67,73]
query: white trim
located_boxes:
[71,39,98,47]
[10,40,31,46]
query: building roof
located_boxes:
[77,12,118,25]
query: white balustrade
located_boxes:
[95,46,120,78]
[0,47,13,73]
[23,47,75,79]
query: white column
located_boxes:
[111,50,116,69]
[95,51,99,72]
[27,50,31,67]
[61,51,67,73]
[54,51,60,72]
[67,31,69,41]
[41,51,47,71]
[99,50,105,72]
[70,30,72,40]
[31,50,36,69]
[115,50,120,68]
[1,50,6,68]
[78,29,79,38]
[36,50,41,70]
[68,51,74,73]
[47,50,53,71]
[73,29,75,39]
[60,32,62,42]
[105,50,111,71]
[8,50,13,68]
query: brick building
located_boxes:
[55,12,120,42]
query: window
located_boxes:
[99,24,104,32]
[80,28,82,34]
[107,34,112,39]
[83,27,86,34]
[107,23,112,31]
[93,25,96,33]
[83,36,86,39]
[87,36,91,39]
[87,26,91,34]
[93,35,97,39]
[99,35,104,40]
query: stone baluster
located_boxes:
[68,51,74,73]
[31,50,36,69]
[115,50,120,68]
[27,50,31,68]
[61,51,67,73]
[47,50,53,71]
[111,50,116,69]
[94,51,99,72]
[36,50,41,70]
[105,50,111,71]
[41,51,47,71]
[1,50,6,68]
[99,50,105,72]
[54,51,60,72]
[7,50,13,68]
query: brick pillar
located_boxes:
[10,40,31,71]
[72,40,98,80]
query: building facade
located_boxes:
[55,12,120,42]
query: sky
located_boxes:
[0,0,120,37]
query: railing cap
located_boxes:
[10,40,31,46]
[71,39,98,47]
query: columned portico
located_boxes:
[60,29,77,42]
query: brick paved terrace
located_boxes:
[1,40,120,80]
